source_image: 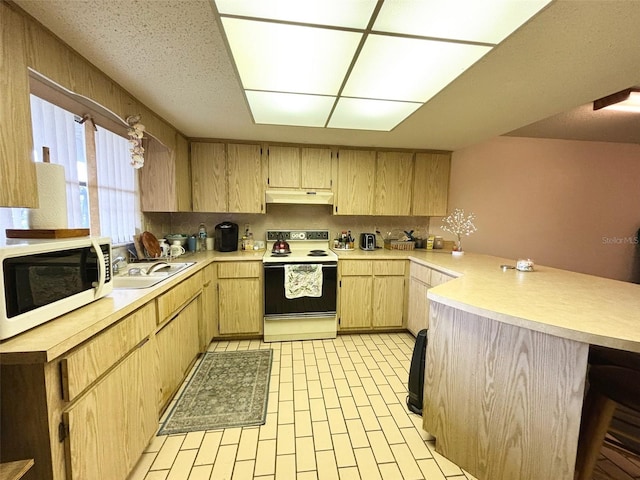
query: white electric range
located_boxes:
[262,230,338,342]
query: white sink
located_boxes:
[113,262,195,289]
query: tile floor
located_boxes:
[127,332,638,480]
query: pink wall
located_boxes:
[447,136,640,282]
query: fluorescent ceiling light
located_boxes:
[222,18,362,95]
[213,0,552,131]
[594,90,640,113]
[374,0,553,44]
[329,98,422,131]
[246,91,335,127]
[214,0,378,29]
[343,34,491,103]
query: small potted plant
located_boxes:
[441,208,477,256]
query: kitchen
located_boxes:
[2,1,640,480]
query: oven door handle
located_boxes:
[263,262,337,269]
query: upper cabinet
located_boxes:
[335,149,376,215]
[191,142,227,212]
[412,153,450,216]
[139,133,191,212]
[267,145,333,191]
[374,151,414,216]
[190,142,264,214]
[227,143,263,213]
[0,5,38,208]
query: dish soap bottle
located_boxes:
[198,223,207,251]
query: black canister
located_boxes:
[214,222,239,252]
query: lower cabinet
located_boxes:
[216,261,263,336]
[407,261,455,336]
[63,338,157,480]
[339,260,407,330]
[200,264,217,350]
[156,296,201,411]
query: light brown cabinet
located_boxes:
[412,153,450,216]
[63,338,157,480]
[335,149,376,215]
[139,133,191,212]
[217,262,262,336]
[267,145,333,190]
[191,142,227,212]
[339,260,406,330]
[374,151,414,216]
[407,261,454,336]
[0,5,38,208]
[191,142,264,213]
[200,264,217,351]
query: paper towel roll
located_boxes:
[28,162,68,229]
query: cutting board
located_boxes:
[5,228,90,239]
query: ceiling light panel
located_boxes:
[329,97,422,131]
[246,91,336,127]
[214,0,378,29]
[374,0,553,44]
[604,92,640,113]
[343,34,491,102]
[222,18,362,95]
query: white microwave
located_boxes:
[0,236,113,340]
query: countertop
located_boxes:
[2,247,640,363]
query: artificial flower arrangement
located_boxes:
[441,208,477,255]
[126,115,145,169]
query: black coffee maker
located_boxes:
[214,222,239,252]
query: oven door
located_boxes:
[264,261,337,318]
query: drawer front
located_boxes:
[373,260,406,276]
[431,270,454,287]
[61,301,156,401]
[410,262,432,284]
[217,261,261,279]
[157,271,203,323]
[341,260,373,276]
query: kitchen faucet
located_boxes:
[112,256,126,274]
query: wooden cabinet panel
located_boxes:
[200,264,216,351]
[410,261,432,285]
[63,339,157,480]
[301,147,332,190]
[218,278,262,335]
[267,145,300,188]
[217,261,261,278]
[61,302,155,401]
[174,132,192,211]
[341,260,373,276]
[408,262,431,336]
[339,276,373,329]
[373,276,405,328]
[156,297,200,410]
[191,142,227,212]
[227,143,263,213]
[156,271,203,324]
[373,260,405,276]
[0,4,38,208]
[431,270,454,287]
[413,153,450,216]
[335,150,375,215]
[374,152,414,216]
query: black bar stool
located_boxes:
[575,365,640,480]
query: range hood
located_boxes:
[265,190,334,205]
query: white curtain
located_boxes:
[95,126,140,245]
[29,95,84,228]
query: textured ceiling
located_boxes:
[14,0,640,150]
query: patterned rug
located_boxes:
[158,349,273,435]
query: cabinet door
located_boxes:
[200,264,217,351]
[412,153,450,216]
[301,147,332,190]
[335,149,375,215]
[373,276,405,328]
[0,5,38,208]
[174,132,192,211]
[63,339,157,480]
[156,297,201,410]
[191,142,227,212]
[408,277,430,336]
[218,278,262,335]
[267,145,300,188]
[374,151,414,216]
[339,276,373,329]
[227,143,264,213]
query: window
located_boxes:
[0,95,140,245]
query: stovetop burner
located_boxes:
[308,250,328,257]
[271,252,290,257]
